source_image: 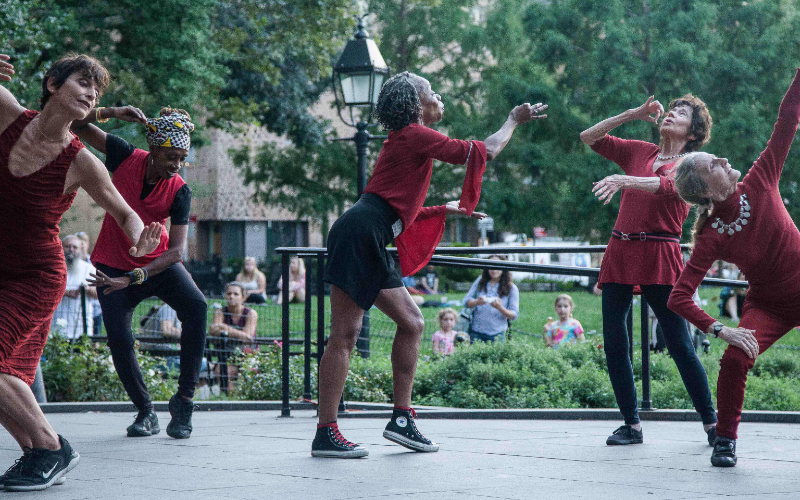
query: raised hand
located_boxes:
[630,96,664,124]
[111,105,147,124]
[0,54,14,82]
[445,200,487,219]
[510,103,548,125]
[592,174,628,205]
[720,326,759,359]
[129,222,162,257]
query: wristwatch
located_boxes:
[711,323,724,338]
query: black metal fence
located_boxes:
[276,245,751,417]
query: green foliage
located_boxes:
[41,334,176,402]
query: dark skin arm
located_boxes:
[89,224,188,294]
[70,106,147,154]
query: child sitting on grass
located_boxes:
[544,294,585,348]
[432,308,465,356]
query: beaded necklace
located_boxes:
[710,194,750,235]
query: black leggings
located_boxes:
[97,262,208,410]
[602,283,716,425]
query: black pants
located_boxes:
[96,262,208,410]
[602,283,717,425]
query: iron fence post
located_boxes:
[280,252,291,417]
[303,256,312,401]
[640,296,653,411]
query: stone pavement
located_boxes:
[1,410,798,499]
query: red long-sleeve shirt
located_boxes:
[364,123,487,276]
[591,135,689,285]
[668,69,800,332]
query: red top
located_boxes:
[591,135,688,285]
[364,123,487,276]
[92,148,186,271]
[668,68,800,332]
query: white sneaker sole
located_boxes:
[383,430,439,452]
[311,448,369,458]
[5,453,79,492]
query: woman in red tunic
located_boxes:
[0,53,159,491]
[312,71,546,458]
[581,94,716,447]
[668,68,800,468]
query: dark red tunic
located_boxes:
[668,69,800,332]
[591,135,688,286]
[364,123,487,275]
[0,110,82,384]
[91,148,185,271]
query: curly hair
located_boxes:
[674,153,713,248]
[661,94,713,153]
[374,71,422,131]
[477,255,513,298]
[40,53,110,110]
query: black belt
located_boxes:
[611,230,680,243]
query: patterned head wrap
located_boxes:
[145,112,195,150]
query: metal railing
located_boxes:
[277,245,749,417]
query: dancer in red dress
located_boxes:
[0,53,159,491]
[668,68,800,467]
[581,93,716,446]
[312,71,546,458]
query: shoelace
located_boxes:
[331,428,357,449]
[405,409,429,442]
[19,448,50,474]
[3,452,29,476]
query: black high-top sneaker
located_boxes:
[383,407,439,452]
[127,407,160,437]
[311,423,369,458]
[4,436,79,492]
[166,394,195,439]
[711,437,737,467]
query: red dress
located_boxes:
[591,135,688,286]
[0,110,82,384]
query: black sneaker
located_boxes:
[383,408,439,452]
[166,394,195,439]
[706,426,717,447]
[711,437,737,467]
[4,436,79,492]
[311,424,369,458]
[606,425,644,445]
[126,407,160,437]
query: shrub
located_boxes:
[42,334,175,402]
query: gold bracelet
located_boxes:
[96,107,110,124]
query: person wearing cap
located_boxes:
[70,106,207,440]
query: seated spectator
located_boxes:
[421,265,439,294]
[544,294,585,348]
[462,255,519,343]
[236,256,268,304]
[210,283,258,392]
[432,308,465,356]
[141,302,211,380]
[51,235,97,339]
[276,255,306,304]
[719,270,746,322]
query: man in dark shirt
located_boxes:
[71,106,207,439]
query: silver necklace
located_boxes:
[656,151,688,161]
[711,193,750,235]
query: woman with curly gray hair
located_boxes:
[312,71,547,458]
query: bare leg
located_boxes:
[317,285,364,424]
[373,287,425,408]
[294,288,306,303]
[0,373,60,450]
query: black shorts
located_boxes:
[324,193,403,310]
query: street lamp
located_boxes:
[332,14,390,197]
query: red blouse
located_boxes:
[364,123,487,276]
[668,68,800,332]
[591,135,689,286]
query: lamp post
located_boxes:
[332,14,390,360]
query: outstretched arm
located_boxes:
[0,54,26,131]
[71,106,147,154]
[580,96,663,146]
[484,103,547,161]
[592,174,677,204]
